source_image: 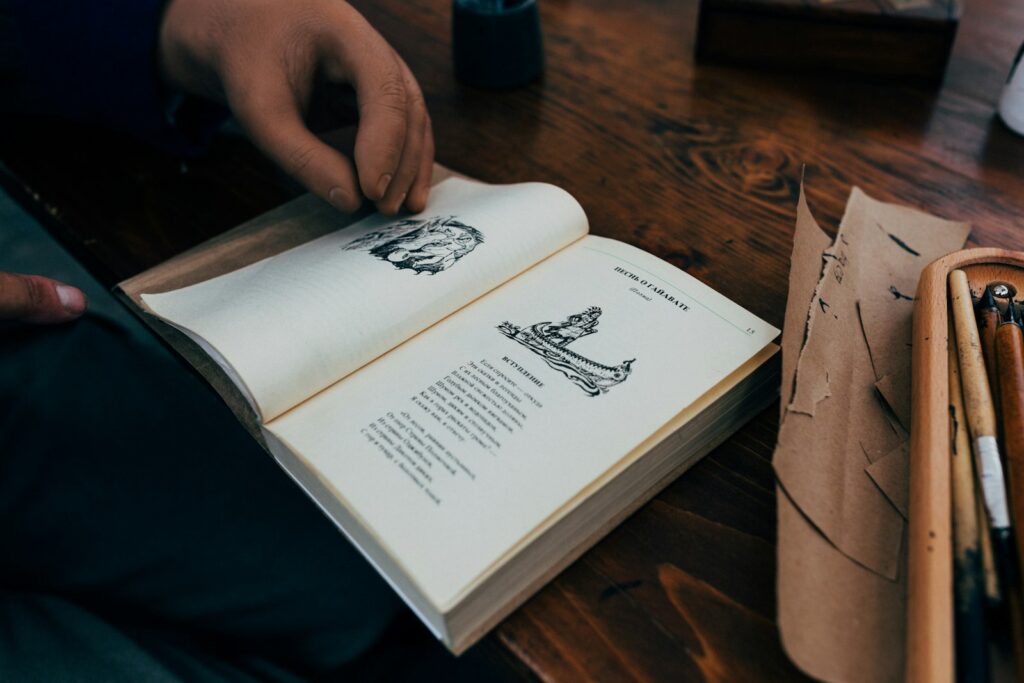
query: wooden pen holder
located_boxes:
[909,248,1024,683]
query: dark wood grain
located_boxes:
[2,0,1024,680]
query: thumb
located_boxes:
[0,272,87,324]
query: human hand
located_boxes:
[159,0,433,216]
[0,272,87,324]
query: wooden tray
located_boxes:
[909,248,1024,682]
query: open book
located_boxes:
[122,175,780,653]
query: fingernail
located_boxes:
[377,173,393,199]
[56,285,86,315]
[328,187,356,213]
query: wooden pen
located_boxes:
[997,300,1024,539]
[979,285,1003,424]
[977,285,1005,607]
[949,323,989,682]
[950,270,1012,542]
[995,299,1024,680]
[978,494,1002,608]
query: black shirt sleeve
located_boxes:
[0,0,227,155]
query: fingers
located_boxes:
[323,10,434,213]
[341,48,434,215]
[407,110,435,213]
[0,272,86,324]
[211,2,435,215]
[376,59,427,215]
[230,75,363,213]
[320,7,407,202]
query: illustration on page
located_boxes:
[343,216,484,274]
[498,307,635,396]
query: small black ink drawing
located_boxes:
[498,307,635,397]
[344,215,483,274]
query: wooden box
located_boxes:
[695,0,961,85]
[908,249,1024,682]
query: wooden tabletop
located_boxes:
[3,0,1024,680]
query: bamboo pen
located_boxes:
[978,494,1002,607]
[950,271,1012,542]
[949,322,989,682]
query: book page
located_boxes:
[141,179,587,421]
[266,235,778,609]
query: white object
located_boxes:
[999,43,1024,136]
[974,435,1011,529]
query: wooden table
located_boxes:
[2,1,1023,680]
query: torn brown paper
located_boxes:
[875,367,912,433]
[775,185,969,682]
[781,188,832,418]
[859,388,908,466]
[866,442,910,520]
[859,292,914,383]
[778,486,906,683]
[775,188,968,579]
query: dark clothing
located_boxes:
[0,1,227,154]
[0,314,405,680]
[0,194,409,680]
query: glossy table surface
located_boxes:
[2,1,1023,680]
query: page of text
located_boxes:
[142,179,587,421]
[266,235,778,609]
